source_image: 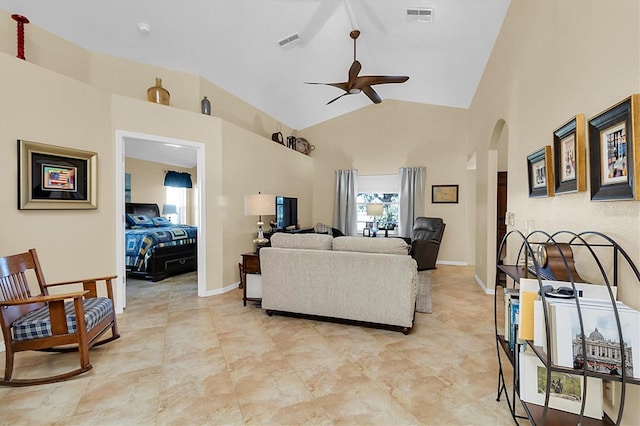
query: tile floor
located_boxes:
[0,265,521,425]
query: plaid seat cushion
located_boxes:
[12,297,113,342]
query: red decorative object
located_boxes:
[11,14,30,60]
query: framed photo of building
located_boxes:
[553,114,586,194]
[18,140,97,210]
[527,146,554,198]
[588,94,640,201]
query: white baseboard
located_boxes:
[200,281,240,298]
[474,274,495,295]
[437,260,468,266]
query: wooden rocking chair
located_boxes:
[0,248,120,386]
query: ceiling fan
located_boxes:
[306,30,409,105]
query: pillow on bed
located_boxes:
[126,214,155,228]
[151,216,173,227]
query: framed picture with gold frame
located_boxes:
[527,146,554,198]
[553,114,586,194]
[588,94,640,201]
[18,140,97,210]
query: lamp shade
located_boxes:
[366,203,384,216]
[244,194,275,216]
[162,204,178,215]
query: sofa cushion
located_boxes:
[270,233,333,250]
[332,236,410,255]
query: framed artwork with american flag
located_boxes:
[18,140,97,209]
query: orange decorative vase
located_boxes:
[147,77,170,105]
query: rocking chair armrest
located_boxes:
[44,275,118,288]
[44,275,117,300]
[0,290,89,307]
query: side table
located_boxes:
[241,252,262,306]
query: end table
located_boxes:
[241,252,262,306]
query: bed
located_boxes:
[125,203,197,281]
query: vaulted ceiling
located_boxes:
[1,0,510,130]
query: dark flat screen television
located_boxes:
[276,196,298,229]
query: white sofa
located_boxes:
[260,233,418,333]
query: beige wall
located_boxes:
[0,52,313,297]
[0,54,116,284]
[221,121,314,286]
[469,1,640,422]
[125,157,197,225]
[300,100,474,265]
[471,0,640,298]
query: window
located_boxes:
[166,186,186,224]
[357,175,400,235]
[356,193,399,234]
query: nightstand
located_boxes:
[241,252,261,306]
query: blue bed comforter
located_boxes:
[125,225,197,272]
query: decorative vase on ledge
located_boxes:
[147,77,170,105]
[201,96,211,115]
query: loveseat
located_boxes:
[260,233,418,334]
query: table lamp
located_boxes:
[162,204,178,222]
[244,192,275,244]
[366,203,384,237]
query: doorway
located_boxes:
[496,171,508,257]
[115,130,206,313]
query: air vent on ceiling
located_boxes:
[406,7,434,22]
[278,33,301,49]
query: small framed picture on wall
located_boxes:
[553,114,586,194]
[527,146,554,198]
[588,94,640,201]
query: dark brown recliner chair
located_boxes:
[410,217,446,271]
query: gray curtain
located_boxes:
[333,169,358,236]
[398,167,425,238]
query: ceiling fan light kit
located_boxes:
[306,30,409,105]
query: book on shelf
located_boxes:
[509,298,520,351]
[503,288,519,343]
[518,279,540,341]
[519,347,603,419]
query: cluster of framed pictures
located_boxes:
[527,94,639,201]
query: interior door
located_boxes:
[496,171,508,259]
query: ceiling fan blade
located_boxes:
[326,92,350,105]
[362,86,382,104]
[347,60,361,90]
[297,1,341,46]
[305,81,349,91]
[355,75,409,88]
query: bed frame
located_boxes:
[125,202,197,281]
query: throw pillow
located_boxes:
[151,216,173,227]
[126,214,155,228]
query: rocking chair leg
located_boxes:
[4,350,14,382]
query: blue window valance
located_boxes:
[164,171,193,188]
